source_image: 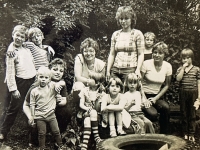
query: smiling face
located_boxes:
[12,31,26,48]
[83,47,96,61]
[50,64,64,82]
[31,33,43,46]
[152,49,165,62]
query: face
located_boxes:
[50,64,64,81]
[145,37,154,48]
[119,17,131,30]
[12,31,26,47]
[182,56,192,66]
[83,47,96,61]
[31,33,43,46]
[152,49,165,62]
[127,80,137,92]
[109,80,121,96]
[38,73,50,87]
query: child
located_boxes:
[101,77,126,137]
[30,66,66,150]
[23,58,69,148]
[176,48,200,142]
[7,27,55,70]
[0,25,36,141]
[123,73,155,134]
[144,32,156,61]
[78,71,105,150]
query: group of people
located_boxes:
[0,5,199,150]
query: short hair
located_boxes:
[106,77,123,93]
[123,73,141,92]
[80,37,99,54]
[144,32,156,42]
[48,58,66,70]
[115,6,137,28]
[28,27,44,41]
[37,66,52,78]
[152,42,169,56]
[89,72,105,84]
[180,48,194,60]
[12,25,27,36]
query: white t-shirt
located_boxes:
[141,59,172,94]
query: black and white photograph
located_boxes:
[0,0,200,149]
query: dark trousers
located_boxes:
[0,76,35,136]
[142,94,170,134]
[179,89,197,136]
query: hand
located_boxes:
[106,72,110,82]
[142,100,152,108]
[194,98,200,110]
[130,99,135,106]
[135,69,141,79]
[56,94,62,104]
[101,107,108,113]
[48,46,55,56]
[28,116,34,126]
[7,51,16,58]
[183,62,189,68]
[148,97,157,104]
[12,90,20,99]
[55,83,63,93]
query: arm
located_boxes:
[30,90,36,119]
[106,33,116,81]
[135,32,145,77]
[150,75,172,104]
[176,65,187,81]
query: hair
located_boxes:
[152,41,169,56]
[115,6,137,28]
[12,25,27,36]
[106,77,123,93]
[144,32,156,42]
[123,73,141,92]
[180,48,194,60]
[28,27,44,41]
[80,37,99,54]
[48,58,66,70]
[37,66,52,78]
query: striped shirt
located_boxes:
[176,66,200,90]
[5,45,36,91]
[111,29,145,68]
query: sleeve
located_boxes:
[5,55,17,92]
[166,63,172,76]
[30,89,36,106]
[135,30,145,53]
[110,31,118,52]
[25,81,39,104]
[7,42,15,52]
[197,67,200,80]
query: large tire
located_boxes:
[98,134,186,150]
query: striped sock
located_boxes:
[81,128,91,150]
[91,121,102,144]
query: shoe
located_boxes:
[117,129,126,136]
[0,134,5,142]
[110,130,117,138]
[184,135,188,140]
[189,135,195,142]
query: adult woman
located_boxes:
[72,37,106,107]
[141,42,172,134]
[72,38,106,149]
[106,6,144,82]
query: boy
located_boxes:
[30,66,66,150]
[0,25,36,141]
[144,32,156,61]
[7,27,55,70]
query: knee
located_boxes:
[90,109,97,117]
[84,117,91,127]
[157,100,170,112]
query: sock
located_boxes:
[117,125,122,131]
[110,125,115,131]
[91,121,102,144]
[81,128,91,150]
